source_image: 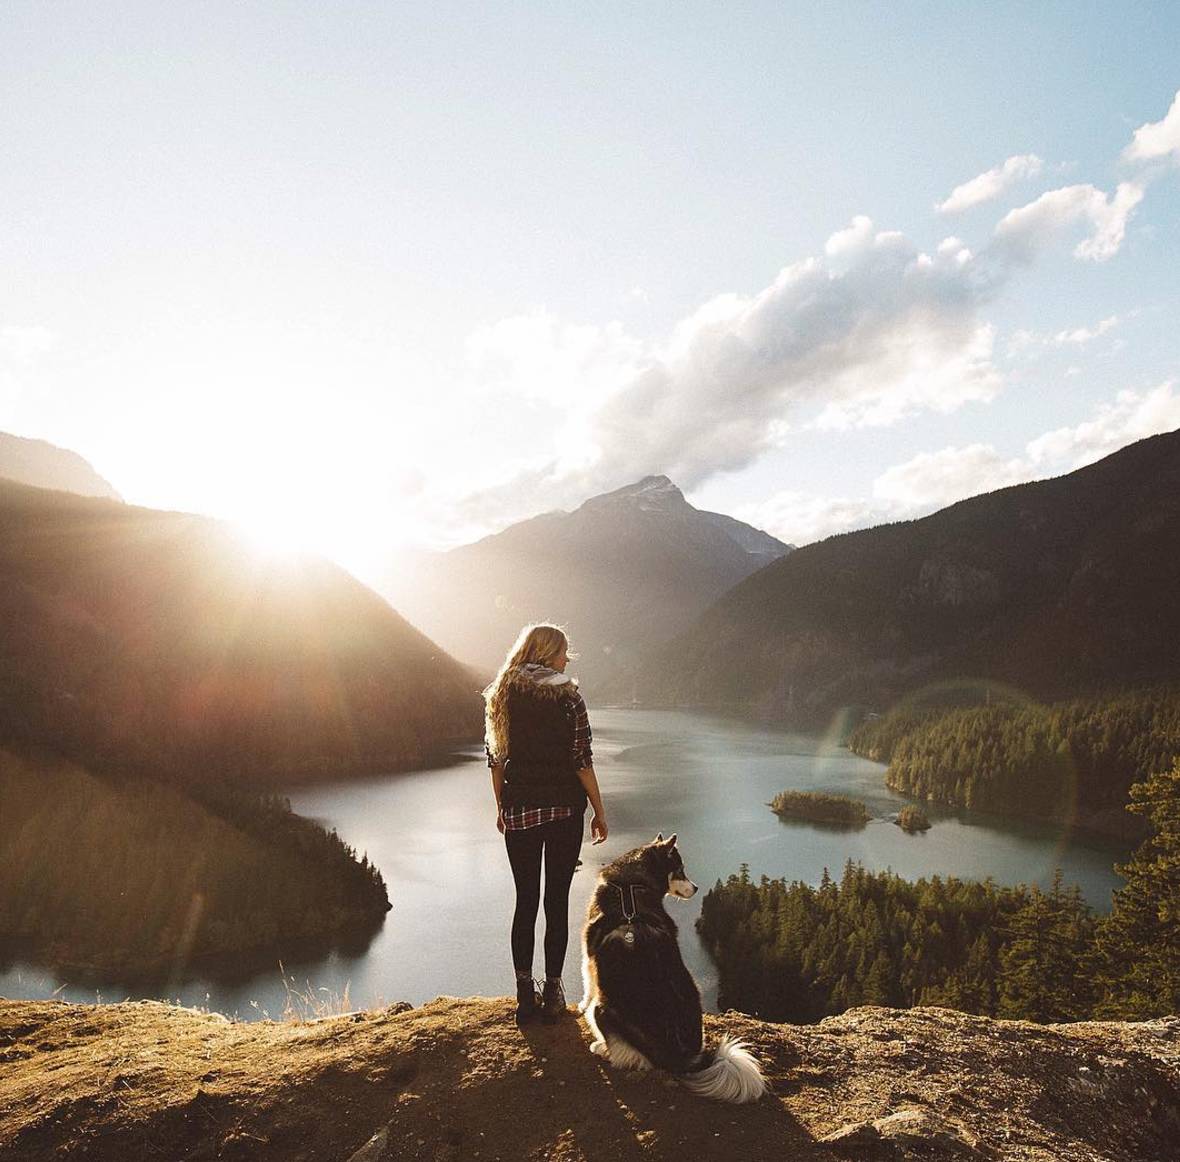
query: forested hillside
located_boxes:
[848,685,1180,837]
[641,430,1180,720]
[0,747,388,978]
[698,759,1180,1024]
[0,478,481,783]
[700,862,1099,1023]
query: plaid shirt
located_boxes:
[501,804,575,830]
[490,690,593,831]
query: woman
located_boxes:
[484,623,608,1024]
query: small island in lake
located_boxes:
[895,804,932,833]
[769,789,871,827]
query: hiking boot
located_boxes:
[541,977,567,1023]
[515,976,542,1025]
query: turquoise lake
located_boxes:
[0,709,1130,1017]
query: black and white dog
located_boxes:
[579,833,765,1103]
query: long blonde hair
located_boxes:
[483,623,570,762]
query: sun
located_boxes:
[226,494,413,585]
[230,510,322,564]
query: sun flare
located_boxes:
[226,493,412,584]
[230,514,320,564]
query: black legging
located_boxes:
[504,812,584,978]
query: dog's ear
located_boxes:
[653,831,664,843]
[666,833,677,848]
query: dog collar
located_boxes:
[605,881,648,944]
[614,882,639,922]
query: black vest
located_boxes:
[501,684,588,810]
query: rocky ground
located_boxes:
[1,995,1177,1161]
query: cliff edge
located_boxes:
[1,996,1177,1161]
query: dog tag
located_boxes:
[623,927,636,946]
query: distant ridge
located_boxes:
[380,474,792,688]
[637,429,1180,719]
[0,430,122,500]
[0,478,481,781]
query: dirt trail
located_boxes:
[1,996,1177,1161]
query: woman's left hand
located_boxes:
[496,809,505,834]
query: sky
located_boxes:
[2,2,1179,581]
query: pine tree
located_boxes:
[1096,759,1180,1017]
[997,873,1096,1021]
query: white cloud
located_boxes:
[1007,314,1121,355]
[734,442,1031,546]
[871,443,1031,509]
[588,231,1002,459]
[936,154,1044,214]
[824,214,874,257]
[1074,183,1145,259]
[453,161,1160,538]
[809,322,999,430]
[1026,381,1180,468]
[463,310,642,407]
[1122,89,1180,164]
[450,224,1009,531]
[1051,315,1120,345]
[457,310,648,483]
[993,181,1144,262]
[740,383,1180,546]
[936,236,974,265]
[731,490,886,547]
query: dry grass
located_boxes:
[239,963,355,1022]
[2,996,1177,1162]
[277,963,354,1022]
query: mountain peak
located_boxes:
[578,474,688,514]
[384,469,788,680]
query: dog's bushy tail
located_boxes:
[678,1035,766,1103]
